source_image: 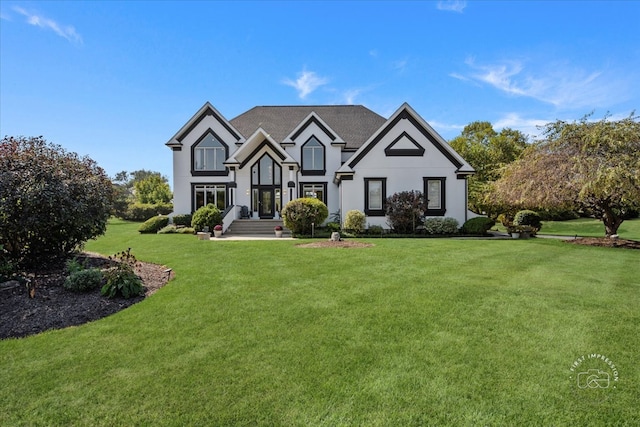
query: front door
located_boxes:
[259,188,274,218]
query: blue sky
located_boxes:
[1,1,639,185]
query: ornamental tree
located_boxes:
[385,190,426,233]
[281,198,328,235]
[490,113,640,236]
[0,136,113,268]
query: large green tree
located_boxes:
[449,122,528,214]
[491,114,640,236]
[0,136,113,268]
[111,170,172,218]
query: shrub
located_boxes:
[124,202,173,222]
[513,210,542,231]
[191,204,222,232]
[101,249,143,298]
[367,224,384,235]
[344,210,366,234]
[138,215,169,233]
[424,217,459,235]
[64,268,104,292]
[326,222,341,232]
[461,217,496,235]
[281,198,329,235]
[0,136,112,269]
[65,257,86,275]
[385,190,426,234]
[172,214,192,227]
[157,225,195,234]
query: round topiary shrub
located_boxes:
[138,215,169,233]
[281,198,328,235]
[461,217,496,235]
[344,209,366,234]
[191,204,222,232]
[172,214,192,227]
[513,210,542,231]
[64,268,104,292]
[423,217,459,235]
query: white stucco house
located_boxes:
[166,102,475,232]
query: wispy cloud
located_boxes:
[392,58,408,73]
[436,1,467,13]
[13,6,82,44]
[282,69,329,99]
[457,58,626,110]
[493,113,549,139]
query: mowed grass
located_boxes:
[539,217,640,240]
[1,220,639,426]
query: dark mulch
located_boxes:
[565,237,640,250]
[0,253,173,340]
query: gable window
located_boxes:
[300,182,327,204]
[192,131,228,176]
[193,184,226,212]
[301,136,325,175]
[424,177,446,216]
[364,178,386,216]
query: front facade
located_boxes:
[166,102,474,231]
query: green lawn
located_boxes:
[539,217,640,240]
[1,220,639,426]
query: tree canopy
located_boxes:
[449,121,528,214]
[490,113,640,236]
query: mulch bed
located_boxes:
[565,237,640,250]
[0,253,173,340]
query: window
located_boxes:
[251,154,281,186]
[193,184,226,211]
[301,136,325,175]
[300,182,327,204]
[424,177,446,216]
[364,178,386,216]
[192,131,228,175]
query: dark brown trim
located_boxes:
[190,128,229,177]
[423,177,446,216]
[300,136,326,176]
[364,177,387,216]
[290,115,336,141]
[349,108,463,169]
[384,131,425,156]
[299,182,328,204]
[177,105,241,143]
[238,139,286,169]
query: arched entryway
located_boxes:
[251,153,282,219]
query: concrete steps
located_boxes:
[227,219,290,236]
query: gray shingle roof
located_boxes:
[229,105,387,149]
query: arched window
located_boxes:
[301,136,325,175]
[192,131,228,175]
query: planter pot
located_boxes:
[275,230,283,238]
[511,232,520,239]
[214,230,223,238]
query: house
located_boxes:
[166,102,475,232]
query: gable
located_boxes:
[166,102,244,149]
[384,131,425,156]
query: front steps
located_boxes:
[226,219,290,236]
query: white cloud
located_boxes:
[458,58,626,110]
[343,89,362,104]
[436,1,467,13]
[282,69,329,99]
[493,113,549,139]
[13,6,82,44]
[392,58,408,73]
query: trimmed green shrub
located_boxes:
[101,249,143,299]
[172,214,192,227]
[326,222,341,232]
[65,257,86,275]
[124,202,173,222]
[138,215,169,233]
[367,224,384,235]
[461,217,496,235]
[64,268,104,292]
[344,210,366,234]
[424,217,459,235]
[385,190,426,233]
[281,198,329,235]
[513,210,542,231]
[158,225,195,234]
[191,204,222,232]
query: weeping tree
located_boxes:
[490,113,640,236]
